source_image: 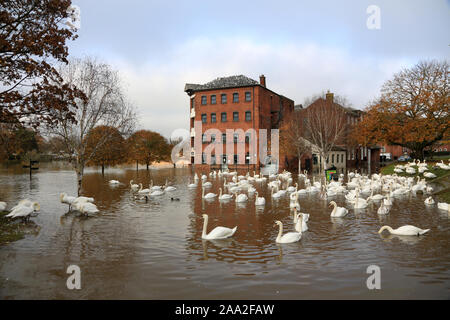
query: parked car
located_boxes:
[398,155,412,162]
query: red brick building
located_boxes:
[296,92,381,174]
[185,75,294,172]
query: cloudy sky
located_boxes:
[69,0,450,138]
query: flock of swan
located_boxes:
[1,158,448,245]
[189,160,449,243]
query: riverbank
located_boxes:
[0,211,40,246]
[381,162,450,202]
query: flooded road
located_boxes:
[0,162,449,299]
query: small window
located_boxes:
[211,134,215,143]
[245,152,250,164]
[221,94,227,104]
[341,154,344,163]
[245,133,251,143]
[211,113,216,123]
[201,96,207,105]
[233,133,239,143]
[202,133,207,143]
[233,112,239,122]
[245,111,251,121]
[332,154,334,163]
[245,92,251,102]
[191,98,195,108]
[222,133,226,143]
[233,93,239,103]
[222,154,227,164]
[234,154,238,164]
[221,112,227,122]
[211,95,216,104]
[201,114,207,123]
[202,153,206,164]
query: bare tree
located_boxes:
[47,57,137,195]
[302,98,348,181]
[279,111,311,173]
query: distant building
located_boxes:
[297,92,381,175]
[185,75,294,171]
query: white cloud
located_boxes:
[107,37,420,137]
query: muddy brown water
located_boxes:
[0,162,449,299]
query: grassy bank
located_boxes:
[0,211,40,246]
[381,162,450,203]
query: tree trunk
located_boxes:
[136,160,138,171]
[76,166,84,196]
[146,162,149,170]
[101,163,105,176]
[298,157,302,174]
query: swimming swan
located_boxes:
[274,220,301,243]
[201,214,237,240]
[378,225,430,236]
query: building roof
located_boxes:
[185,75,259,93]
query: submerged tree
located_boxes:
[127,130,171,170]
[85,126,127,175]
[0,0,83,128]
[354,60,449,159]
[47,57,136,195]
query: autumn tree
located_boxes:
[279,110,311,173]
[0,0,84,128]
[127,130,171,170]
[85,125,127,175]
[47,57,137,195]
[354,60,449,159]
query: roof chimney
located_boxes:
[259,74,266,87]
[326,90,334,103]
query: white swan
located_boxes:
[109,180,120,185]
[293,209,308,232]
[72,196,94,205]
[218,188,233,201]
[352,191,368,209]
[437,202,450,212]
[60,193,77,210]
[274,220,301,244]
[424,196,435,205]
[254,192,265,206]
[188,178,197,188]
[74,201,99,215]
[378,225,430,236]
[201,214,237,240]
[164,179,177,191]
[0,201,6,211]
[383,192,393,206]
[149,189,165,196]
[149,180,163,191]
[6,202,40,221]
[367,189,384,201]
[423,172,436,179]
[203,181,212,188]
[138,183,151,194]
[235,192,248,203]
[377,201,390,215]
[329,201,348,217]
[130,180,139,191]
[202,186,216,199]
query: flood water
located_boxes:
[0,162,449,299]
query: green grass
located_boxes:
[0,211,25,245]
[427,154,450,161]
[0,211,40,246]
[434,188,450,203]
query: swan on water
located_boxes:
[109,180,120,185]
[329,201,348,217]
[202,186,216,199]
[377,201,390,215]
[0,201,6,211]
[424,196,435,205]
[254,192,266,206]
[218,188,233,201]
[201,214,237,240]
[274,220,301,244]
[130,180,139,191]
[378,225,430,236]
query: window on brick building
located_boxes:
[211,95,216,104]
[233,93,239,103]
[211,134,215,143]
[341,154,344,163]
[211,113,216,123]
[233,133,239,143]
[234,154,238,164]
[201,96,207,105]
[245,132,251,143]
[221,112,227,122]
[201,113,207,123]
[245,92,251,102]
[245,111,251,121]
[221,94,227,104]
[233,112,239,122]
[202,153,206,164]
[222,133,226,143]
[245,152,250,164]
